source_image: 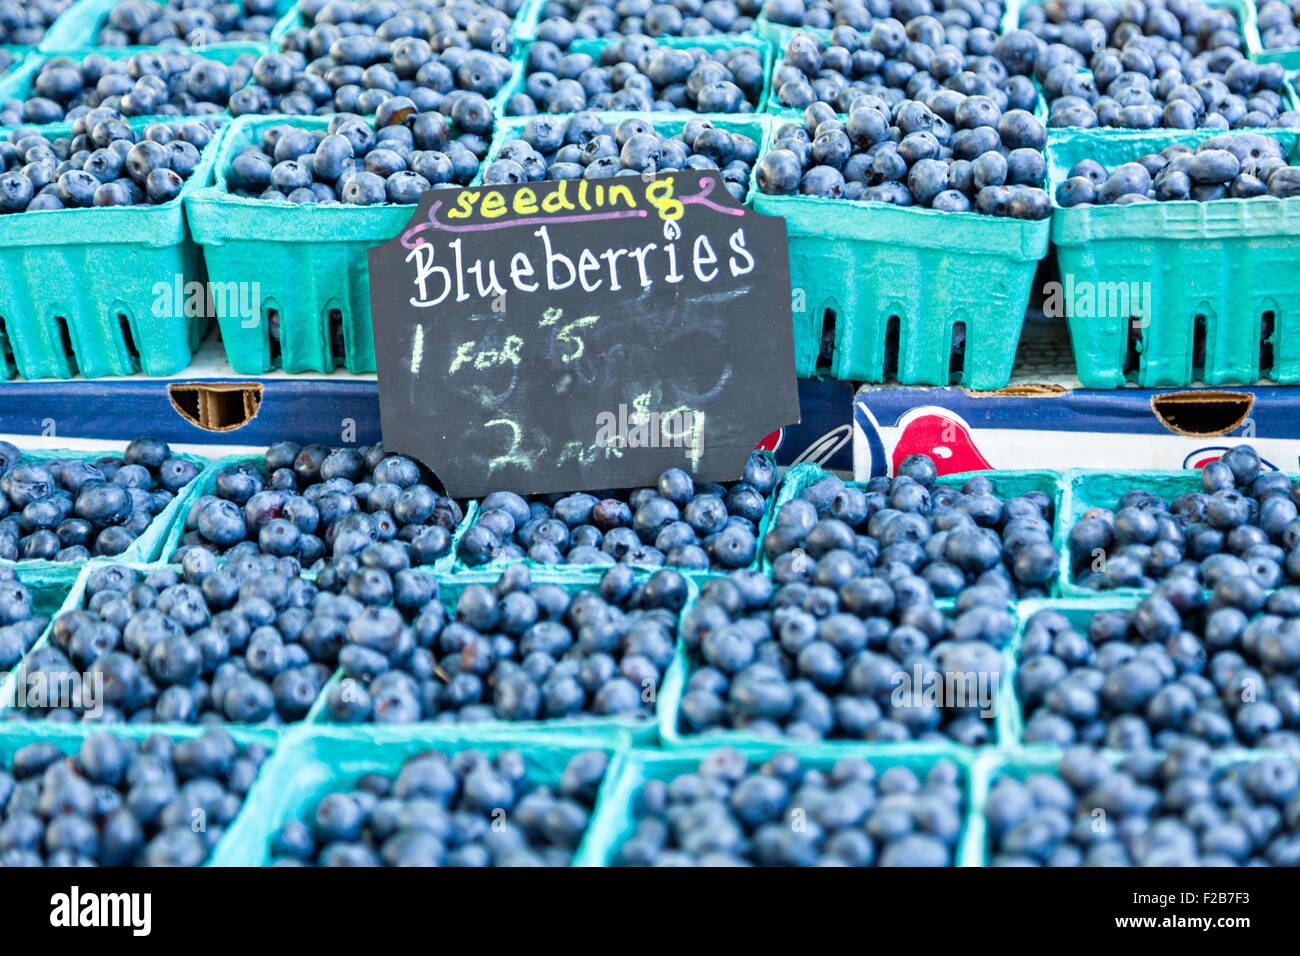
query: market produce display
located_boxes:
[611,749,965,865]
[0,729,268,866]
[456,452,775,570]
[269,747,607,866]
[4,0,1300,878]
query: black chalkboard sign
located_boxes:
[367,170,800,497]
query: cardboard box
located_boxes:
[855,317,1300,479]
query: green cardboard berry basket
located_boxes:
[0,719,280,866]
[37,0,288,56]
[213,723,627,866]
[762,462,1065,579]
[0,563,81,707]
[0,447,207,572]
[442,448,779,583]
[184,113,491,375]
[1245,8,1300,72]
[756,0,1022,45]
[750,123,1050,387]
[1046,128,1300,388]
[497,33,774,116]
[0,559,286,740]
[304,567,696,747]
[0,114,226,380]
[577,741,982,865]
[1051,466,1300,597]
[159,452,468,573]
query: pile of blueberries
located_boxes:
[987,743,1300,866]
[486,113,758,202]
[1056,135,1300,205]
[615,748,965,865]
[0,729,267,866]
[1,51,254,126]
[0,0,75,45]
[1067,444,1300,591]
[1023,0,1300,130]
[0,113,221,212]
[271,747,607,866]
[15,560,332,725]
[1258,0,1300,52]
[509,36,765,114]
[456,452,776,570]
[762,0,1004,33]
[533,0,759,43]
[0,437,199,561]
[677,568,1013,744]
[756,96,1052,216]
[771,22,1037,112]
[172,442,461,568]
[322,562,685,724]
[223,111,486,205]
[0,571,47,673]
[1017,575,1300,752]
[260,1,514,117]
[762,454,1061,597]
[95,0,283,46]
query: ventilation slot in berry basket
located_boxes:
[117,313,140,372]
[1123,316,1143,382]
[0,317,15,378]
[949,321,966,385]
[1192,312,1208,379]
[266,306,281,368]
[53,315,76,375]
[883,313,900,381]
[328,308,345,368]
[1261,309,1277,379]
[816,307,836,375]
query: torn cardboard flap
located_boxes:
[168,382,263,432]
[1150,391,1253,437]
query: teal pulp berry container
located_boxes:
[1245,5,1300,72]
[497,33,774,115]
[750,123,1050,387]
[762,462,1066,577]
[184,113,489,375]
[37,0,288,56]
[216,723,626,866]
[0,720,280,867]
[159,452,469,572]
[306,568,695,747]
[443,448,778,582]
[1046,128,1300,388]
[0,559,289,740]
[0,446,207,573]
[0,115,226,380]
[578,742,983,865]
